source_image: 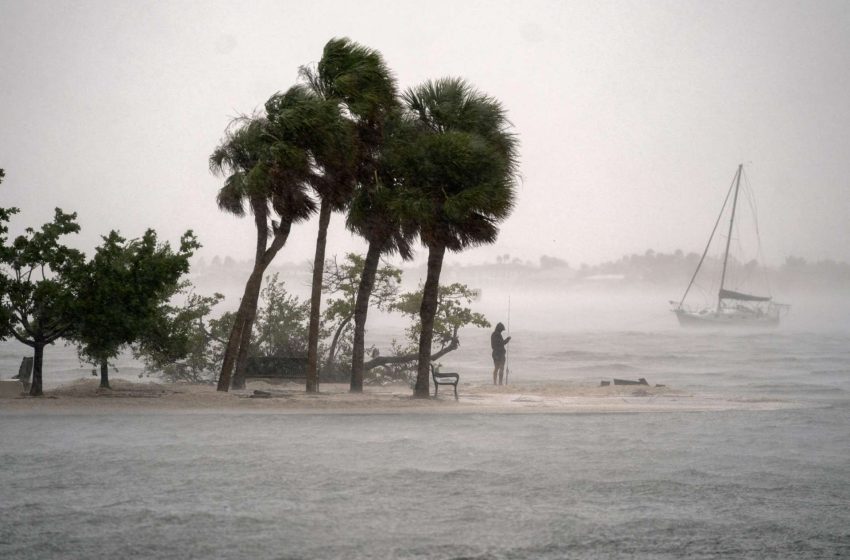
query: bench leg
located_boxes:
[434,383,438,398]
[453,383,458,400]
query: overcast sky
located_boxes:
[1,0,849,268]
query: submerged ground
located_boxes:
[2,327,849,558]
[1,401,847,559]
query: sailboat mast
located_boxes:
[678,171,737,308]
[717,164,743,312]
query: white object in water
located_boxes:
[672,164,790,327]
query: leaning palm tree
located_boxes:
[397,78,519,398]
[346,110,418,392]
[305,40,419,393]
[298,37,396,393]
[211,104,316,391]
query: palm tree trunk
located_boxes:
[217,311,247,391]
[29,342,44,397]
[99,359,110,389]
[217,218,292,392]
[233,198,271,390]
[217,201,268,393]
[414,243,446,398]
[306,200,332,393]
[230,270,265,390]
[350,241,382,392]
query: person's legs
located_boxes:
[497,364,505,385]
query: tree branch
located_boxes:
[44,324,72,344]
[10,329,34,347]
[363,336,459,371]
[16,309,35,337]
[197,319,227,345]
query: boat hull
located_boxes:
[674,308,780,328]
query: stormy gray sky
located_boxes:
[1,0,849,268]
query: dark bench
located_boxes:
[430,363,459,400]
[244,356,308,383]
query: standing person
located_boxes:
[491,322,511,385]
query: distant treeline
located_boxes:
[566,250,850,290]
[193,250,850,291]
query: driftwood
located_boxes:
[613,378,649,386]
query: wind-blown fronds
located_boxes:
[265,84,356,209]
[396,77,520,252]
[216,177,247,217]
[210,99,323,225]
[209,116,267,176]
[301,37,398,122]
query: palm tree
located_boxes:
[397,78,519,398]
[211,104,315,391]
[346,110,417,392]
[298,37,397,393]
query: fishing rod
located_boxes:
[505,295,511,386]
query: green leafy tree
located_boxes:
[251,272,310,358]
[391,283,491,352]
[134,291,230,384]
[321,253,402,376]
[0,208,85,396]
[364,282,490,383]
[396,78,519,397]
[73,230,200,388]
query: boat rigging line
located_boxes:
[505,295,511,386]
[677,166,739,309]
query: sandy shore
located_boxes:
[0,378,798,414]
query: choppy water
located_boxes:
[2,325,849,558]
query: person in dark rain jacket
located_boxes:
[491,322,511,385]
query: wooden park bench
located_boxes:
[430,363,459,400]
[244,356,308,383]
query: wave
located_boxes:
[810,369,850,377]
[745,382,845,394]
[566,362,642,373]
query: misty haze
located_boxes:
[2,1,849,559]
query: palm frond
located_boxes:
[216,179,247,216]
[394,77,520,251]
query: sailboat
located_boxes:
[672,164,789,327]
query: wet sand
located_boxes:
[0,378,797,414]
